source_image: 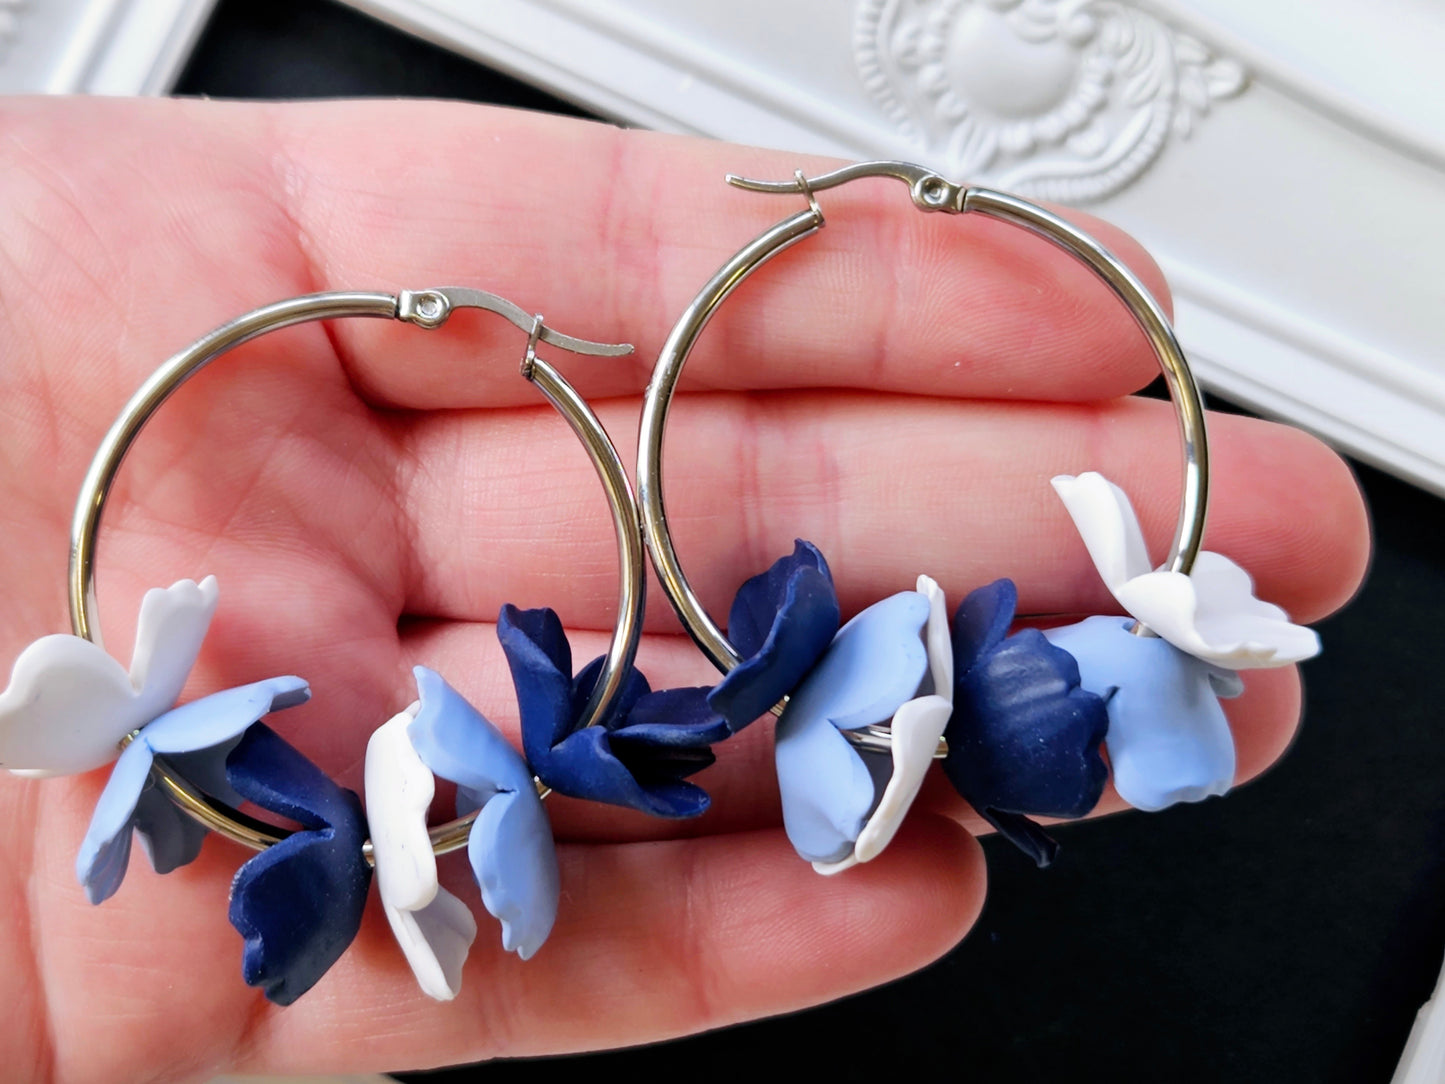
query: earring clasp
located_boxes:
[398,286,634,358]
[726,161,968,216]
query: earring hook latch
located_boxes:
[726,161,968,216]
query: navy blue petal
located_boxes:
[611,687,732,748]
[728,540,833,657]
[706,541,841,733]
[503,611,720,818]
[977,807,1060,869]
[569,655,651,731]
[536,724,711,818]
[943,579,1109,867]
[499,605,577,761]
[226,724,370,1005]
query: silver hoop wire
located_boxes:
[637,161,1210,756]
[71,287,643,860]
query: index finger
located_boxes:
[4,96,1172,411]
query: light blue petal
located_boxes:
[407,667,535,800]
[407,667,561,958]
[781,592,930,732]
[775,700,881,864]
[131,782,209,875]
[468,788,560,960]
[76,738,156,904]
[140,676,310,755]
[1045,616,1236,813]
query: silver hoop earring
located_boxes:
[0,287,726,1004]
[637,162,1320,871]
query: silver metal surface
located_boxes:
[639,162,1212,754]
[70,287,639,858]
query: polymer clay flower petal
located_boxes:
[1052,473,1320,667]
[576,658,726,815]
[1115,551,1321,667]
[526,708,713,818]
[467,787,558,960]
[976,807,1063,869]
[776,699,881,865]
[917,575,954,702]
[130,781,210,877]
[407,667,558,962]
[0,578,221,776]
[141,675,311,753]
[502,609,719,819]
[945,580,1109,867]
[781,591,930,732]
[366,709,477,1000]
[776,591,931,865]
[227,723,370,1006]
[589,683,732,749]
[0,636,141,776]
[76,739,159,904]
[823,693,952,873]
[126,576,221,720]
[823,576,956,873]
[368,711,440,913]
[498,605,577,760]
[388,889,478,994]
[75,676,311,903]
[1046,615,1238,812]
[706,541,842,732]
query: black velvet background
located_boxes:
[175,3,1445,1080]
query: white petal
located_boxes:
[1051,473,1154,590]
[812,853,859,876]
[367,709,479,999]
[814,582,953,875]
[128,577,219,719]
[852,693,954,864]
[381,888,478,1001]
[366,709,438,912]
[1,577,221,776]
[1115,559,1321,668]
[1054,473,1320,668]
[916,575,953,703]
[0,634,152,775]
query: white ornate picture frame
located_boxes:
[15,0,1444,498]
[337,0,1445,497]
[1,0,215,95]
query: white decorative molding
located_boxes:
[339,0,1445,500]
[1,0,216,95]
[856,0,1246,204]
[0,1,26,57]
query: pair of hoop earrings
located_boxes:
[0,162,1319,1005]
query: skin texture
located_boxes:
[0,97,1369,1084]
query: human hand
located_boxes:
[0,97,1368,1083]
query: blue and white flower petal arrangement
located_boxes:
[0,466,1322,1005]
[680,469,1320,872]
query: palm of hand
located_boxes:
[0,98,1368,1084]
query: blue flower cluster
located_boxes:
[73,603,741,1004]
[701,543,1259,870]
[70,538,1267,1004]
